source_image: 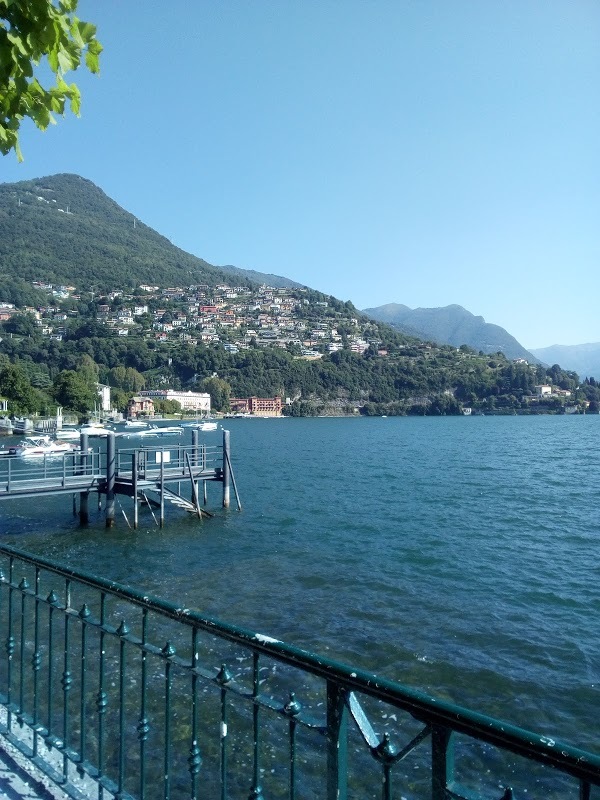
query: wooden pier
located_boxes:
[0,430,240,528]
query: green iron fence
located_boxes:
[0,543,598,800]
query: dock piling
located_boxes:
[105,432,116,528]
[222,429,230,508]
[132,451,139,529]
[79,432,89,525]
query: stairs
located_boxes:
[141,486,208,517]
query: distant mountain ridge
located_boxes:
[0,173,304,291]
[363,302,537,362]
[529,342,600,379]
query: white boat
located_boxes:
[184,421,219,432]
[9,436,79,458]
[136,425,184,437]
[79,423,113,437]
[55,427,83,441]
[123,420,150,428]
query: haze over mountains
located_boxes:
[363,303,537,363]
[528,343,600,380]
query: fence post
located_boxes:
[431,725,454,800]
[222,429,230,508]
[326,682,347,800]
[106,432,116,528]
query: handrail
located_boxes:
[0,543,597,799]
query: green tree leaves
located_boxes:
[52,368,97,414]
[0,0,102,159]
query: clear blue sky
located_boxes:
[2,1,598,348]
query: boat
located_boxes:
[9,436,79,458]
[79,423,114,437]
[136,425,183,437]
[55,427,83,441]
[198,421,219,431]
[183,420,219,432]
[123,419,150,428]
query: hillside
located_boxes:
[529,343,600,380]
[363,303,537,362]
[0,174,303,292]
[1,174,595,418]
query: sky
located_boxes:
[1,1,598,348]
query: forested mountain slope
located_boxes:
[0,174,302,292]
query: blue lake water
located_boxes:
[1,415,599,754]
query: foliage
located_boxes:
[0,0,102,160]
[0,362,42,412]
[0,173,303,291]
[200,376,231,412]
[153,399,181,416]
[107,365,145,392]
[52,368,97,414]
[0,316,599,417]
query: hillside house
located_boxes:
[127,396,155,418]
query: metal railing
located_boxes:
[0,544,598,800]
[0,450,104,495]
[0,443,224,497]
[115,443,223,481]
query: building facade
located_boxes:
[140,390,211,413]
[127,396,155,417]
[229,396,282,416]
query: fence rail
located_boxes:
[0,544,598,800]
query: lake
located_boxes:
[1,415,599,755]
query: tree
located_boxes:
[0,362,41,412]
[0,0,102,160]
[1,312,40,338]
[52,369,97,414]
[201,376,231,412]
[108,365,145,392]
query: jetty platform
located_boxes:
[0,430,240,527]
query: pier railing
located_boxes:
[0,434,236,522]
[0,449,104,496]
[0,544,598,800]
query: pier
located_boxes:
[0,429,240,527]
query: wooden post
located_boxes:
[79,432,89,525]
[222,429,230,508]
[105,432,116,528]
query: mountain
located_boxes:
[363,303,537,362]
[528,343,600,380]
[0,173,303,291]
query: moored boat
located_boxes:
[79,423,114,436]
[136,425,183,437]
[9,436,79,458]
[183,420,219,431]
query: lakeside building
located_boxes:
[140,389,211,413]
[97,383,111,412]
[230,395,282,416]
[128,395,155,417]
